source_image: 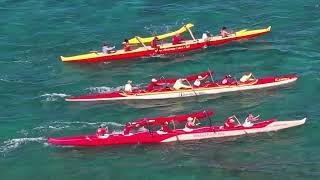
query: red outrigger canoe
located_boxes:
[65,72,298,102]
[48,110,306,147]
[61,24,271,63]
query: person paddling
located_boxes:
[172,34,183,45]
[160,121,171,132]
[124,80,133,92]
[102,42,115,54]
[173,78,192,90]
[185,117,198,129]
[122,39,131,51]
[220,27,230,38]
[224,116,236,128]
[96,126,108,136]
[243,114,260,127]
[194,75,208,87]
[222,75,233,85]
[151,37,159,48]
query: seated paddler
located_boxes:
[146,78,158,91]
[243,114,260,127]
[172,33,184,45]
[220,27,231,38]
[223,116,238,129]
[173,78,192,90]
[222,75,233,85]
[96,126,108,136]
[202,31,213,41]
[122,39,131,51]
[159,121,172,132]
[193,75,208,87]
[240,72,255,83]
[151,36,159,49]
[185,117,198,129]
[124,80,133,92]
[102,42,115,54]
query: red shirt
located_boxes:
[96,128,107,136]
[123,43,130,51]
[172,35,180,45]
[224,118,235,129]
[151,38,158,48]
[146,82,156,91]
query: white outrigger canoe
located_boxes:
[66,72,298,102]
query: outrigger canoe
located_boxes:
[47,110,306,147]
[60,24,271,63]
[65,72,298,102]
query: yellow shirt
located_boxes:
[173,79,191,90]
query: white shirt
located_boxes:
[242,118,253,127]
[124,83,132,92]
[102,46,115,54]
[202,33,208,39]
[194,79,201,87]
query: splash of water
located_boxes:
[0,137,45,154]
[40,93,69,102]
[86,86,123,94]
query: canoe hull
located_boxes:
[65,75,297,102]
[48,118,306,146]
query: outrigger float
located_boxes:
[60,24,271,63]
[65,72,298,102]
[48,110,306,147]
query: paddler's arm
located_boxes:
[106,46,115,50]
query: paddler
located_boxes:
[122,39,131,51]
[146,78,158,91]
[202,31,213,41]
[243,114,260,127]
[222,75,232,85]
[124,80,133,92]
[223,116,236,129]
[102,42,115,54]
[160,121,171,132]
[151,36,159,49]
[172,34,183,45]
[193,75,208,87]
[185,117,197,129]
[96,126,108,136]
[173,78,192,90]
[240,72,254,82]
[220,27,231,38]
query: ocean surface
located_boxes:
[0,0,319,179]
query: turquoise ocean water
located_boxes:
[0,0,319,179]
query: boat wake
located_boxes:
[86,86,122,94]
[33,121,124,132]
[39,93,70,102]
[0,137,45,155]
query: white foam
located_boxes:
[31,121,124,133]
[86,86,122,93]
[51,121,123,127]
[40,93,69,102]
[0,137,45,154]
